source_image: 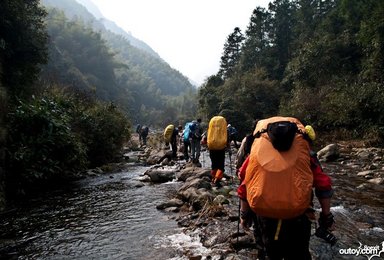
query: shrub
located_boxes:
[74,102,131,167]
[6,96,87,189]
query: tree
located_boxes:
[0,0,48,99]
[240,7,271,73]
[218,27,244,79]
[198,75,224,119]
[268,0,296,80]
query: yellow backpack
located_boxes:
[163,124,175,143]
[245,116,313,219]
[207,116,227,150]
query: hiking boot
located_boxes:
[211,169,217,181]
[215,169,223,182]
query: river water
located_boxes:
[1,150,384,260]
[0,164,201,260]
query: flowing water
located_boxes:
[316,161,384,259]
[0,150,383,260]
[0,164,192,260]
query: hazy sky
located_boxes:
[90,0,270,86]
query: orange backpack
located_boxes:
[245,116,313,219]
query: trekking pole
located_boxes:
[237,196,240,252]
[228,149,233,184]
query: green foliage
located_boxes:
[218,27,244,79]
[7,95,87,187]
[40,1,197,127]
[6,87,131,192]
[42,9,121,101]
[199,0,384,145]
[0,0,48,99]
[240,7,271,73]
[198,75,224,120]
[75,102,131,167]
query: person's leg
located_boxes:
[283,216,312,260]
[253,215,266,259]
[258,216,312,260]
[218,149,225,172]
[257,217,284,260]
[195,141,201,161]
[191,140,196,160]
[171,140,177,158]
[183,141,189,161]
[214,149,226,183]
[209,150,218,182]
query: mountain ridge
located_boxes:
[75,0,163,63]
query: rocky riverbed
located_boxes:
[133,137,384,260]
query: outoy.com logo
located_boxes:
[339,241,384,259]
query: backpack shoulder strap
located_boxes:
[254,128,267,138]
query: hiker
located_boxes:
[136,124,142,144]
[163,124,179,159]
[235,120,258,171]
[141,125,149,146]
[177,125,184,153]
[237,117,335,259]
[227,124,239,148]
[207,116,228,185]
[170,125,179,158]
[182,122,192,162]
[190,118,203,163]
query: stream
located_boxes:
[0,164,197,259]
[0,149,383,260]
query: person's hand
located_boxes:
[316,212,337,245]
[319,212,335,231]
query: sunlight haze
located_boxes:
[88,0,270,86]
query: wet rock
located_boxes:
[134,175,151,182]
[146,149,168,165]
[177,167,211,182]
[156,198,184,210]
[357,170,373,177]
[144,168,176,183]
[178,187,214,211]
[356,150,372,160]
[179,178,212,192]
[368,177,383,185]
[213,195,229,205]
[164,207,179,213]
[125,181,145,188]
[318,144,340,162]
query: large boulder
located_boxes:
[144,167,176,183]
[177,166,211,182]
[146,149,170,165]
[317,144,340,162]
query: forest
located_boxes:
[199,0,384,143]
[0,0,383,209]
